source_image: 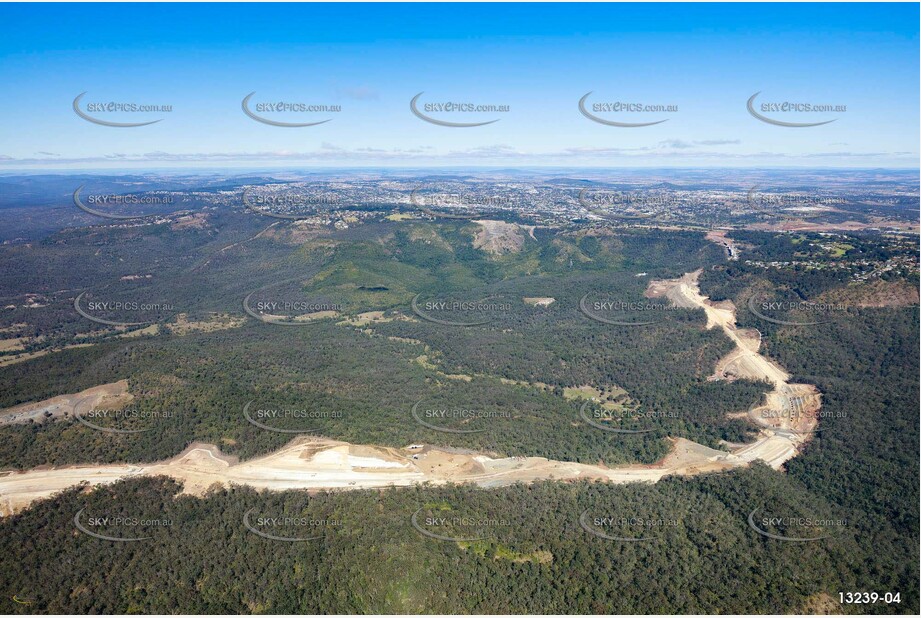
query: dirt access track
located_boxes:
[0,269,821,517]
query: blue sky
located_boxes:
[0,2,918,169]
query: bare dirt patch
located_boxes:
[0,381,132,426]
[0,325,45,355]
[166,313,246,335]
[338,311,396,327]
[0,337,28,353]
[523,297,555,307]
[170,212,209,231]
[798,592,840,615]
[472,220,527,254]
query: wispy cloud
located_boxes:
[0,143,915,167]
[657,139,741,149]
[334,86,380,101]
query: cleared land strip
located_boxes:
[0,436,748,517]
